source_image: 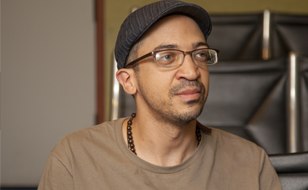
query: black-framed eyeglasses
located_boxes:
[125,48,219,69]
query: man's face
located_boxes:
[132,15,210,124]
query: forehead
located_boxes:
[137,15,207,51]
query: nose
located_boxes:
[175,54,200,80]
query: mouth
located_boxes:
[175,87,202,102]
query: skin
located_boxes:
[116,15,210,167]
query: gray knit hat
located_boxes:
[114,0,212,69]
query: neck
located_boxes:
[123,113,201,167]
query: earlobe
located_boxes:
[116,69,137,95]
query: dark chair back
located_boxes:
[270,152,308,190]
[271,13,308,59]
[208,13,264,61]
[198,58,288,154]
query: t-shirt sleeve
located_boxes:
[38,140,74,190]
[259,150,282,190]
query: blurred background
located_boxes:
[1,0,308,189]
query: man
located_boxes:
[38,0,281,189]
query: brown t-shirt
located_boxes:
[38,118,281,190]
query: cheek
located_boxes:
[201,71,210,93]
[135,68,171,94]
[146,76,171,94]
[138,65,174,85]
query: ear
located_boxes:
[116,69,137,95]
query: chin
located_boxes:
[173,106,203,123]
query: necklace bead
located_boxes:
[127,113,136,154]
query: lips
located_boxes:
[175,87,202,102]
[169,80,205,103]
[176,88,200,95]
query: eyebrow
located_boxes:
[153,44,178,51]
[153,41,209,51]
[194,42,209,48]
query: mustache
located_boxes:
[169,80,205,95]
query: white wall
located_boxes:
[1,0,96,186]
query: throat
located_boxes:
[126,113,202,166]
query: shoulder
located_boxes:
[206,127,267,162]
[199,126,280,188]
[201,127,274,176]
[51,118,126,159]
[62,119,123,143]
[212,127,261,148]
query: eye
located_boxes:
[154,51,178,65]
[194,49,210,62]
